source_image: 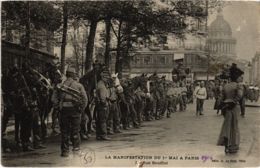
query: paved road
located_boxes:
[2,100,260,167]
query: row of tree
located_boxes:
[2,0,224,78]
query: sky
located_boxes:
[208,1,259,61]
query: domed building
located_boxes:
[206,10,237,59]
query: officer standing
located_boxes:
[55,67,88,157]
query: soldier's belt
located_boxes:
[62,102,74,107]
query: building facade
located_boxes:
[130,48,175,80]
[1,40,57,74]
[251,52,260,86]
[206,10,237,59]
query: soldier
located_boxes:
[54,67,88,157]
[159,76,167,118]
[213,80,223,115]
[195,81,207,116]
[107,74,121,134]
[166,82,173,118]
[176,82,182,111]
[171,82,178,112]
[124,80,140,128]
[95,70,111,140]
[179,82,187,111]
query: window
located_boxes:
[135,57,142,65]
[158,56,166,64]
[144,55,152,64]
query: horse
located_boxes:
[3,65,34,148]
[118,74,148,127]
[20,64,54,141]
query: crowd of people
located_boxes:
[1,61,259,157]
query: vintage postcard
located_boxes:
[1,0,260,167]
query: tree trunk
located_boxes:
[104,18,111,68]
[72,30,80,75]
[60,2,68,74]
[115,20,123,78]
[25,1,30,61]
[124,22,132,70]
[85,20,98,72]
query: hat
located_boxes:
[229,63,244,81]
[66,67,76,74]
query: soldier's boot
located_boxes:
[133,120,140,128]
[166,108,171,118]
[2,137,11,153]
[155,109,160,120]
[22,142,35,152]
[123,125,128,130]
[33,135,46,149]
[61,152,69,157]
[80,132,89,140]
[114,129,122,133]
[107,120,114,135]
[80,123,89,140]
[107,129,114,135]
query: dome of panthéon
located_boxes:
[209,11,232,38]
[206,9,236,59]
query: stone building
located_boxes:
[206,10,237,59]
[251,53,260,86]
[130,48,175,80]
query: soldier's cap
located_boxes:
[66,67,76,74]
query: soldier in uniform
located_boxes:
[124,80,140,128]
[166,82,174,118]
[171,82,178,112]
[107,75,121,134]
[95,70,111,140]
[54,67,88,157]
[179,82,187,111]
[195,81,207,116]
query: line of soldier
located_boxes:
[2,62,195,157]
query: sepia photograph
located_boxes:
[1,0,260,167]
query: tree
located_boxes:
[70,1,105,72]
[70,20,88,76]
[2,1,62,61]
[60,2,68,74]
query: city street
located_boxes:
[2,100,260,167]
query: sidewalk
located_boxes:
[245,99,260,107]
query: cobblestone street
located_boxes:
[2,100,260,167]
